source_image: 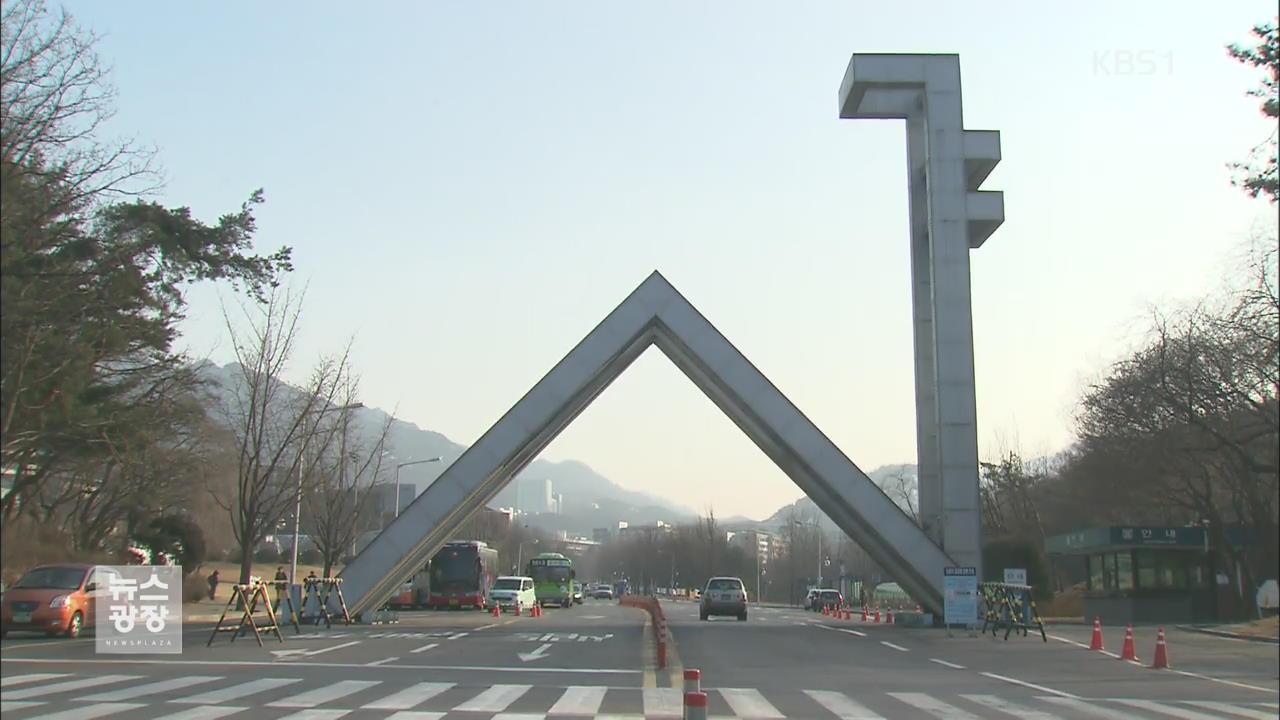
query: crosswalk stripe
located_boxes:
[452,684,532,713]
[148,705,249,720]
[274,711,351,720]
[642,688,682,718]
[548,685,607,715]
[266,680,381,708]
[0,673,70,688]
[960,694,1063,719]
[80,675,223,701]
[383,713,447,720]
[1112,699,1228,719]
[1038,697,1164,720]
[719,688,786,719]
[172,678,302,704]
[887,692,983,719]
[360,682,454,710]
[803,689,887,719]
[23,702,146,720]
[1182,701,1276,719]
[1,701,46,712]
[491,714,546,720]
[1,675,142,700]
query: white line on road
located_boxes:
[273,710,351,720]
[1111,699,1229,720]
[171,678,301,704]
[0,657,640,674]
[148,706,250,720]
[719,688,786,719]
[978,672,1077,699]
[0,701,45,713]
[0,673,68,688]
[879,641,908,652]
[642,688,682,718]
[267,680,381,708]
[803,689,886,720]
[961,694,1064,719]
[360,682,454,710]
[80,676,222,702]
[1182,701,1276,719]
[408,643,439,654]
[381,713,445,720]
[1,675,141,700]
[448,632,468,640]
[928,658,965,669]
[476,623,499,630]
[365,657,399,666]
[1171,669,1278,693]
[887,692,982,719]
[839,629,867,637]
[1038,697,1137,720]
[452,684,531,713]
[1047,634,1091,649]
[21,703,145,720]
[299,641,361,657]
[548,686,607,716]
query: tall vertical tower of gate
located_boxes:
[839,54,1004,574]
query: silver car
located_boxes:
[700,576,748,621]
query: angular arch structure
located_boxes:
[341,271,955,616]
[340,53,1002,617]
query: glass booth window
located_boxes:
[1088,554,1104,591]
[1136,550,1157,589]
[1116,551,1134,591]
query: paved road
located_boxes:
[2,597,1276,718]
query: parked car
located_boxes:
[813,589,844,612]
[804,588,820,610]
[1,564,111,638]
[592,586,614,600]
[700,576,748,621]
[487,576,537,612]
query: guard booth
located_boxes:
[1045,526,1253,624]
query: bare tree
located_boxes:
[215,286,350,584]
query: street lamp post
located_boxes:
[792,518,823,588]
[290,402,363,592]
[393,457,442,522]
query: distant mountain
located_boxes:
[757,464,919,532]
[197,362,697,531]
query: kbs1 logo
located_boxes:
[94,565,183,654]
[1092,50,1174,76]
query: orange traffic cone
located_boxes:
[514,602,522,616]
[886,610,894,624]
[1089,617,1104,651]
[1119,624,1139,662]
[874,608,881,623]
[533,604,542,618]
[1150,628,1170,669]
[861,606,867,622]
[492,604,501,618]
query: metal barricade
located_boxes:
[979,581,1046,641]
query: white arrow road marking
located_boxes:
[275,641,362,660]
[517,643,552,662]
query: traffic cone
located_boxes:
[874,608,881,623]
[533,604,542,618]
[886,610,894,624]
[861,606,867,622]
[1089,617,1104,651]
[492,604,501,618]
[1150,628,1170,669]
[514,602,521,616]
[1119,624,1139,662]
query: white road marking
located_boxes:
[366,657,399,666]
[360,682,454,710]
[0,673,69,688]
[1039,697,1141,720]
[803,689,886,719]
[1047,634,1091,649]
[491,714,547,720]
[23,702,145,720]
[719,688,785,718]
[0,657,639,674]
[148,706,249,720]
[409,643,439,654]
[172,678,301,704]
[839,628,867,637]
[641,688,682,718]
[383,713,446,720]
[879,641,908,652]
[449,632,468,639]
[2,675,142,700]
[929,658,965,669]
[887,692,982,719]
[1112,699,1230,720]
[548,686,607,715]
[452,684,532,713]
[299,641,362,657]
[81,675,222,701]
[961,694,1063,719]
[1171,669,1278,693]
[273,711,351,720]
[1182,701,1276,719]
[0,701,45,712]
[267,680,381,708]
[979,672,1078,699]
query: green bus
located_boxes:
[526,552,575,608]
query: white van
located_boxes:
[489,576,537,611]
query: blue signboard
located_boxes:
[944,567,978,626]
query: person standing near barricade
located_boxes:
[207,569,220,600]
[273,566,288,609]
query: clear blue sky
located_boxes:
[64,1,1276,519]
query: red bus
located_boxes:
[421,540,500,610]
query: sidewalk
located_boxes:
[1176,616,1279,644]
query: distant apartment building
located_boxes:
[592,527,611,543]
[729,529,778,566]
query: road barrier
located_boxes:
[207,579,284,647]
[684,691,708,720]
[684,668,701,694]
[1120,623,1139,661]
[302,577,352,628]
[620,594,668,669]
[979,582,1046,641]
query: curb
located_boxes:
[1175,625,1280,644]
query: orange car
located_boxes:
[1,563,104,638]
